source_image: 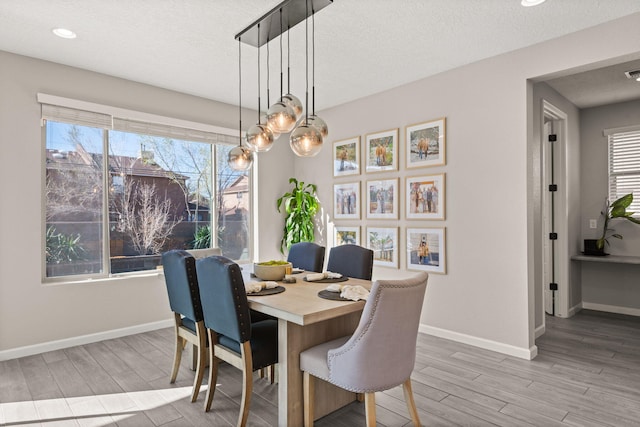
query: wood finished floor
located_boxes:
[2,310,640,426]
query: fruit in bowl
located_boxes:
[253,260,292,281]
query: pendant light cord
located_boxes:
[266,39,270,106]
[279,9,284,97]
[257,24,261,121]
[287,25,291,94]
[312,8,315,115]
[304,0,309,121]
[238,37,242,146]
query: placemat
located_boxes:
[247,286,285,296]
[317,290,351,301]
[303,276,349,283]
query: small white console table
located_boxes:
[572,254,640,316]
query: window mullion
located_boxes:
[102,129,111,276]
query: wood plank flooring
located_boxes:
[2,310,640,426]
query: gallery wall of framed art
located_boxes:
[330,117,448,274]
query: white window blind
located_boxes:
[608,128,640,214]
[112,118,238,145]
[37,92,238,142]
[41,104,113,129]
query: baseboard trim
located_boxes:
[568,302,583,318]
[582,302,640,317]
[0,319,174,361]
[535,323,545,339]
[419,323,537,360]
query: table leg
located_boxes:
[277,312,361,427]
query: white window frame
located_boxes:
[39,93,253,283]
[605,124,640,215]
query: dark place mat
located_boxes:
[317,290,351,301]
[247,286,286,296]
[303,276,349,283]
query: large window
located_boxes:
[607,126,640,213]
[42,96,251,280]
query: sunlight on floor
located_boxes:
[0,385,222,426]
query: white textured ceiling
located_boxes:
[1,0,640,110]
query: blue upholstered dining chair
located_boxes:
[326,244,374,280]
[186,247,222,259]
[195,255,278,426]
[287,242,326,272]
[300,272,429,427]
[161,249,207,403]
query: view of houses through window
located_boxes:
[45,121,251,279]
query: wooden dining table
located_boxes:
[243,269,371,427]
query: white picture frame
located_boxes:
[333,182,360,219]
[366,178,399,219]
[406,227,446,274]
[367,227,399,268]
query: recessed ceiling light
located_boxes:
[52,28,77,39]
[521,0,546,6]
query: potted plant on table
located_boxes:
[585,193,640,255]
[277,178,320,254]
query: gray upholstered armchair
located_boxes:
[300,272,428,426]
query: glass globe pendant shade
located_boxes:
[290,121,323,157]
[266,101,297,134]
[306,114,328,138]
[245,123,275,152]
[227,146,254,171]
[260,114,280,139]
[281,93,303,119]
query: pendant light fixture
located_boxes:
[290,0,323,157]
[228,37,254,171]
[304,9,328,138]
[245,24,275,152]
[235,0,332,158]
[265,9,297,134]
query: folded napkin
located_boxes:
[340,285,369,301]
[246,281,278,294]
[305,271,343,281]
[325,283,343,292]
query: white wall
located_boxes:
[530,82,582,323]
[294,13,640,358]
[0,51,292,356]
[2,12,640,360]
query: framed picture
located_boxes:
[333,182,360,219]
[406,173,445,220]
[365,128,398,173]
[367,227,398,268]
[407,227,446,274]
[406,117,446,168]
[334,226,360,246]
[366,178,398,219]
[333,136,360,177]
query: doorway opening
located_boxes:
[541,100,569,324]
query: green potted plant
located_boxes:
[276,178,320,254]
[585,193,640,255]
